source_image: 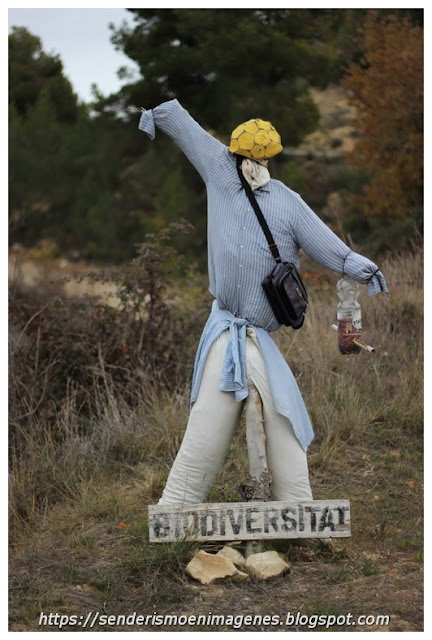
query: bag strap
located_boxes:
[235,155,282,264]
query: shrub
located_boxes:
[9,221,208,463]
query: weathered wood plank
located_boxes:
[148,500,351,543]
[244,384,270,557]
[245,384,267,479]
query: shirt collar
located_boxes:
[254,183,271,194]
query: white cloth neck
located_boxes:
[241,158,270,191]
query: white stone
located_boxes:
[185,550,248,585]
[232,568,250,582]
[245,550,291,580]
[216,545,246,567]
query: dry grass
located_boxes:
[281,248,423,470]
[9,248,423,632]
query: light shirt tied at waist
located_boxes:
[190,300,315,451]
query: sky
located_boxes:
[8,7,140,103]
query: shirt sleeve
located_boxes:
[292,193,389,296]
[138,99,226,183]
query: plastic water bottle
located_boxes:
[336,276,362,354]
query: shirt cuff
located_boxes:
[344,251,389,296]
[138,109,155,140]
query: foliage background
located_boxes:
[9,8,423,265]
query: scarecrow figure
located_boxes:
[139,100,388,506]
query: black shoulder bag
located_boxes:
[236,156,308,329]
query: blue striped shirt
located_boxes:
[139,99,388,450]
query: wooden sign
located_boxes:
[148,499,351,543]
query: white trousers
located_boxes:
[158,329,313,505]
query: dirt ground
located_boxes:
[8,529,423,633]
[9,454,424,633]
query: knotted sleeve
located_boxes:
[293,193,389,296]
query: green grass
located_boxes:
[358,555,381,577]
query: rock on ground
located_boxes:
[245,550,291,580]
[216,545,247,567]
[185,550,249,585]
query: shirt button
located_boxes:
[237,284,241,288]
[240,244,244,249]
[242,225,246,230]
[239,264,243,268]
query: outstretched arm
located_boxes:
[139,99,226,183]
[292,193,388,296]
